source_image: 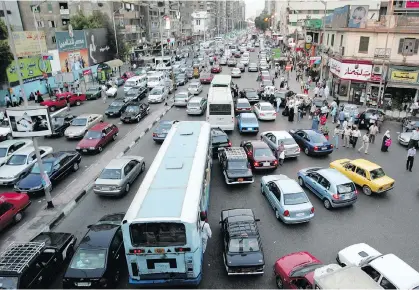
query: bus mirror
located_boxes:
[255,219,260,222]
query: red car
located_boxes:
[200,73,214,84]
[0,192,31,232]
[41,92,86,112]
[211,65,222,73]
[248,47,255,52]
[240,140,278,170]
[274,251,323,289]
[121,71,136,81]
[76,122,119,154]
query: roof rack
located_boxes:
[0,242,45,274]
[228,221,258,238]
[224,147,247,160]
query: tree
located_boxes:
[254,14,270,31]
[0,20,13,82]
[70,11,128,60]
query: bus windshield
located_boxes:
[130,223,186,247]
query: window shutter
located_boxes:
[398,38,404,54]
[414,39,419,54]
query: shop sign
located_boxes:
[328,58,372,81]
[55,31,87,52]
[12,31,47,57]
[7,57,52,86]
[370,74,382,82]
[389,69,419,83]
[406,1,419,8]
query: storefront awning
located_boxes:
[105,59,124,69]
[386,82,419,89]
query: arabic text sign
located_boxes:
[85,28,112,65]
[7,57,52,85]
[329,58,372,81]
[406,0,419,8]
[390,70,419,83]
[12,31,47,57]
[55,31,87,52]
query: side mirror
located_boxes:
[255,218,260,222]
[87,225,92,229]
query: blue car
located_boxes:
[297,167,358,209]
[152,120,178,143]
[237,112,259,133]
[289,129,333,156]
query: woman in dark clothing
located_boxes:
[381,130,391,152]
[288,106,295,122]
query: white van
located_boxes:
[147,72,164,89]
[206,86,234,131]
[124,75,147,92]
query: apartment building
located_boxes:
[1,1,23,31]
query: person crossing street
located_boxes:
[407,147,416,172]
[358,132,370,154]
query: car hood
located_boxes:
[78,138,100,148]
[65,126,86,135]
[64,267,105,280]
[0,127,11,135]
[330,159,350,169]
[226,251,264,267]
[95,178,121,186]
[121,111,137,118]
[0,165,26,177]
[226,169,253,178]
[399,132,412,140]
[149,94,163,99]
[16,173,43,189]
[338,243,382,267]
[106,106,122,113]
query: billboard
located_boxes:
[329,58,372,81]
[323,14,333,28]
[12,31,47,57]
[58,49,89,72]
[85,28,112,65]
[331,5,349,29]
[406,1,419,8]
[7,57,52,86]
[348,5,369,28]
[55,31,87,52]
[6,107,53,137]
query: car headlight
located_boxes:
[89,147,95,150]
[76,147,80,150]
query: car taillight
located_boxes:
[311,207,315,213]
[283,210,290,217]
[260,113,265,116]
[273,112,277,116]
[253,162,259,167]
[153,133,157,137]
[330,144,334,148]
[130,249,145,254]
[175,247,191,252]
[296,147,301,152]
[228,141,232,147]
[314,146,318,151]
[355,189,358,195]
[273,160,278,165]
[332,194,339,199]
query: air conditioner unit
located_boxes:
[373,65,383,75]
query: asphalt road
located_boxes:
[49,50,419,289]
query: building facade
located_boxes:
[1,1,23,31]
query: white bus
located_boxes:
[207,86,234,131]
[122,121,212,287]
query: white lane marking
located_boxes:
[116,152,124,158]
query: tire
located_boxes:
[50,106,56,112]
[112,134,117,141]
[73,162,79,172]
[6,134,12,140]
[323,199,332,210]
[261,185,265,195]
[13,212,23,223]
[125,183,130,193]
[141,162,146,173]
[75,101,81,106]
[304,147,309,155]
[298,176,305,187]
[98,146,103,153]
[276,276,284,289]
[363,185,372,196]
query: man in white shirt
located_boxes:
[313,86,319,97]
[199,212,212,254]
[407,147,416,172]
[358,132,370,154]
[409,127,419,149]
[370,113,378,126]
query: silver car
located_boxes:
[174,90,192,106]
[187,81,203,95]
[64,114,103,139]
[187,97,207,115]
[94,156,145,196]
[260,131,300,159]
[0,139,33,166]
[148,86,168,103]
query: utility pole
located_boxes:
[319,0,327,82]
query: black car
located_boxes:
[105,98,128,117]
[236,63,245,72]
[0,232,76,289]
[176,75,188,86]
[242,88,259,103]
[49,113,75,137]
[211,127,231,156]
[15,151,82,195]
[220,208,265,275]
[218,147,254,185]
[63,213,125,289]
[355,108,385,129]
[124,86,147,103]
[120,102,150,123]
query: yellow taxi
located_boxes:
[330,158,395,196]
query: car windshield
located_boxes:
[232,69,240,72]
[52,117,65,126]
[0,276,18,289]
[290,263,323,278]
[284,192,309,205]
[157,122,173,130]
[6,154,27,165]
[148,77,159,82]
[337,182,356,194]
[261,105,273,111]
[176,75,185,80]
[99,168,122,179]
[85,130,102,139]
[175,93,188,98]
[229,237,260,253]
[228,160,248,170]
[126,89,138,95]
[0,148,7,157]
[0,120,9,128]
[309,133,327,143]
[70,249,107,270]
[31,161,53,174]
[201,74,210,78]
[125,106,139,113]
[254,148,272,158]
[71,118,87,126]
[370,168,386,179]
[188,101,200,108]
[125,81,136,87]
[150,88,163,95]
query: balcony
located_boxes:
[59,8,69,15]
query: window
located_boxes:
[331,34,335,46]
[31,5,40,13]
[312,10,319,14]
[380,277,396,289]
[398,38,419,55]
[110,229,123,250]
[209,104,231,115]
[37,21,44,28]
[361,265,381,281]
[62,19,69,25]
[358,36,369,53]
[196,19,201,25]
[0,202,12,216]
[340,35,343,46]
[355,167,366,178]
[319,177,331,190]
[52,35,56,43]
[47,3,53,12]
[130,223,187,246]
[327,34,329,45]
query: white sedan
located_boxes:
[231,68,241,78]
[148,86,168,103]
[106,86,118,97]
[64,113,103,139]
[253,102,277,121]
[336,243,382,267]
[187,82,203,95]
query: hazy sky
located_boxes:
[245,0,265,19]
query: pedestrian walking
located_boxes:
[333,124,341,149]
[101,85,107,104]
[351,126,361,148]
[343,126,352,147]
[11,95,17,107]
[66,96,71,111]
[407,147,416,172]
[313,85,319,98]
[408,127,419,149]
[381,130,391,152]
[278,149,285,166]
[288,104,295,122]
[311,112,320,130]
[369,123,379,143]
[5,95,10,108]
[358,132,370,154]
[297,104,303,122]
[199,212,212,254]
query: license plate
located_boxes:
[263,162,270,166]
[155,248,165,254]
[109,113,113,115]
[248,128,253,131]
[102,187,110,191]
[238,178,244,182]
[322,147,327,150]
[158,134,165,137]
[83,149,87,152]
[76,282,91,287]
[343,194,349,199]
[296,213,305,217]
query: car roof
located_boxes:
[105,157,132,169]
[90,122,112,131]
[259,101,273,106]
[276,178,304,194]
[350,159,381,171]
[247,140,269,148]
[76,113,100,119]
[80,224,119,249]
[303,129,321,136]
[244,88,256,92]
[265,131,294,139]
[158,120,174,125]
[153,85,165,89]
[42,151,74,162]
[237,98,250,104]
[189,96,204,102]
[317,168,352,184]
[0,139,30,147]
[11,146,36,154]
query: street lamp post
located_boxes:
[319,0,327,82]
[112,8,123,58]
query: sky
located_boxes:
[245,0,265,19]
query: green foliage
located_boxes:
[0,20,13,82]
[255,14,270,31]
[70,11,128,60]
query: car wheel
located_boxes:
[276,276,284,289]
[141,162,146,173]
[59,131,64,137]
[98,146,103,153]
[137,116,141,122]
[125,183,130,193]
[76,101,81,106]
[298,176,305,187]
[50,106,56,112]
[363,185,372,196]
[66,247,75,260]
[6,134,12,140]
[73,162,79,172]
[13,212,23,223]
[304,148,309,155]
[323,199,332,210]
[275,209,280,219]
[112,134,117,141]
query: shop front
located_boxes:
[328,58,372,104]
[366,74,383,106]
[384,65,419,110]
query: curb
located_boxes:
[45,103,174,231]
